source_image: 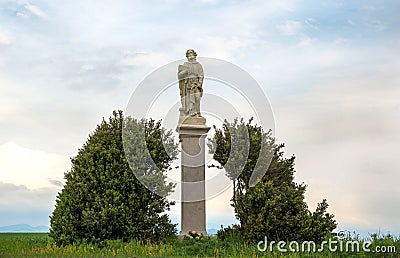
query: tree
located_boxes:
[49,111,178,246]
[208,118,336,243]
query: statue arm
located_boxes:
[198,65,204,86]
[179,80,185,97]
[178,64,188,79]
[178,70,187,78]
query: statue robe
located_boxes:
[178,61,204,115]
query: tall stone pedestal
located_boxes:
[178,123,210,236]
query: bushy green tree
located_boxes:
[49,111,178,246]
[209,118,336,243]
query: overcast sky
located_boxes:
[0,0,399,235]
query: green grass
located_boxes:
[0,233,398,257]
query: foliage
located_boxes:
[216,224,242,242]
[49,110,178,246]
[208,118,337,243]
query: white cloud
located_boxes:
[194,36,257,60]
[367,20,386,31]
[78,64,95,73]
[272,57,400,234]
[24,3,48,19]
[16,12,30,19]
[0,74,45,124]
[298,36,315,46]
[0,182,57,226]
[197,0,220,4]
[334,38,349,44]
[0,31,11,45]
[0,182,56,208]
[276,20,303,36]
[347,19,355,25]
[305,18,319,30]
[362,5,384,11]
[119,51,171,68]
[0,142,69,189]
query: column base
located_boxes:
[178,230,208,239]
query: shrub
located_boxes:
[209,118,336,243]
[49,111,177,245]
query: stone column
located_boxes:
[178,123,210,236]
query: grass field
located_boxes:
[0,233,399,257]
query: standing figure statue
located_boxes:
[178,49,204,117]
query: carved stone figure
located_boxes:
[178,49,204,117]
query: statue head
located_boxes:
[186,49,197,57]
[186,49,197,61]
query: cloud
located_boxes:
[334,38,349,44]
[0,182,56,207]
[0,182,57,226]
[0,142,69,189]
[366,20,386,31]
[362,5,384,11]
[300,150,400,234]
[298,36,315,46]
[347,19,355,25]
[0,31,11,45]
[16,11,29,19]
[197,0,220,4]
[194,36,258,61]
[48,178,63,187]
[119,51,172,68]
[305,18,319,30]
[24,3,48,19]
[46,48,149,92]
[276,20,304,36]
[361,191,400,233]
[270,51,400,234]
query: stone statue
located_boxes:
[178,49,204,118]
[177,50,210,237]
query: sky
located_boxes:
[0,0,399,236]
